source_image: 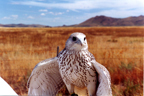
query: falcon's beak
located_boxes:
[76,39,83,46]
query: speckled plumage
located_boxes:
[58,48,97,88]
[27,32,112,96]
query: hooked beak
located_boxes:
[76,39,83,46]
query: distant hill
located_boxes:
[0,24,50,27]
[0,15,144,27]
[72,15,144,27]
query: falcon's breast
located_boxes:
[58,48,97,88]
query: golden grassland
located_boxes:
[0,27,143,95]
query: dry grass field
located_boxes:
[0,27,143,96]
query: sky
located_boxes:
[0,0,144,26]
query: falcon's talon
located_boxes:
[71,93,78,96]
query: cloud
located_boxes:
[55,12,63,15]
[2,16,11,20]
[11,0,144,11]
[49,12,54,15]
[28,16,34,19]
[49,12,63,15]
[66,10,69,12]
[37,0,45,1]
[84,6,144,18]
[11,0,98,10]
[41,13,45,16]
[2,15,18,20]
[39,9,48,12]
[11,15,18,19]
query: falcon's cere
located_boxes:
[27,32,112,96]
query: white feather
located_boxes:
[91,60,112,96]
[27,57,64,96]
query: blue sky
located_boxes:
[0,0,144,26]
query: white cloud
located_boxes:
[2,16,11,20]
[11,0,144,18]
[11,15,18,19]
[37,0,45,1]
[39,9,48,12]
[11,0,144,11]
[49,12,54,15]
[49,12,63,15]
[55,12,63,15]
[2,15,18,20]
[84,7,144,18]
[66,10,69,12]
[28,16,34,19]
[41,13,45,16]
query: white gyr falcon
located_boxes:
[27,32,112,96]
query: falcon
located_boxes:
[27,32,112,96]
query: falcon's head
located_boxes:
[66,32,88,51]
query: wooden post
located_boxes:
[57,46,59,57]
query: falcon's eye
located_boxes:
[84,37,86,41]
[72,37,77,41]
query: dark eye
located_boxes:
[72,37,77,41]
[84,37,86,41]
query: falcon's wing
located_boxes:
[27,57,64,96]
[91,59,112,96]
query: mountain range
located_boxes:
[74,15,144,27]
[0,24,50,27]
[0,15,144,27]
